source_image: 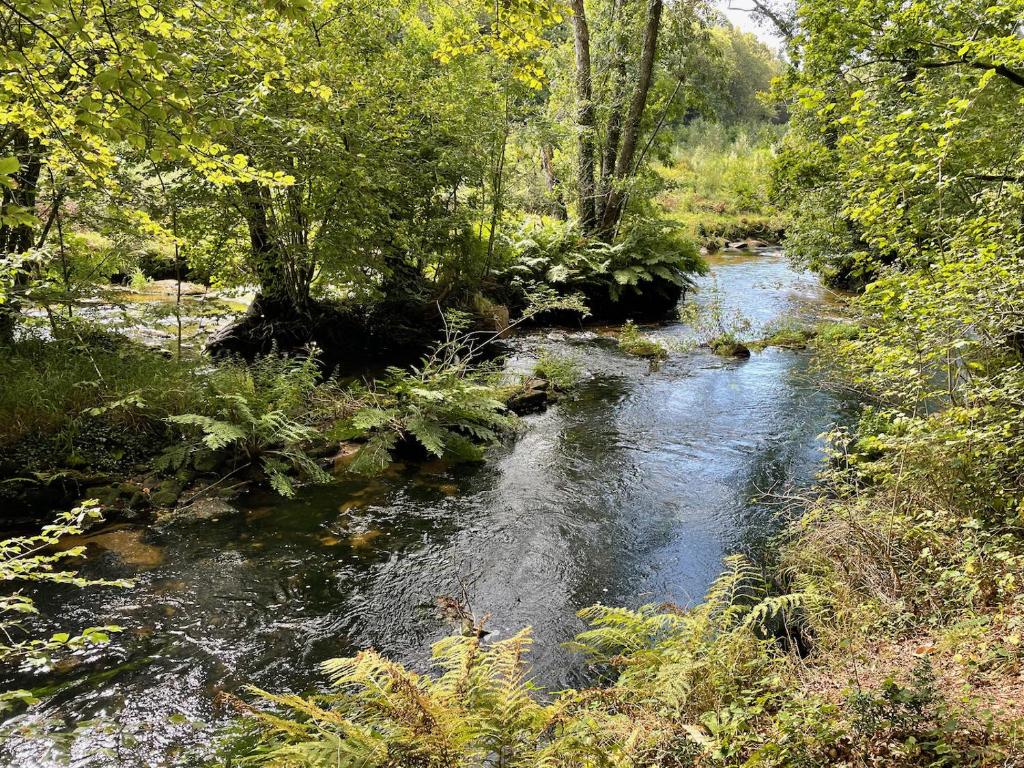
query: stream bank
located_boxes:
[0,247,852,767]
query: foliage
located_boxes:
[163,354,331,497]
[532,349,582,391]
[229,556,798,767]
[504,215,706,303]
[775,0,1024,289]
[0,501,128,713]
[660,122,787,249]
[617,320,668,360]
[336,296,589,474]
[700,27,785,126]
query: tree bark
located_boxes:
[597,0,628,225]
[598,0,663,237]
[569,0,598,232]
[0,129,43,343]
[540,144,567,220]
[239,181,304,312]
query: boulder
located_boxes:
[506,378,551,415]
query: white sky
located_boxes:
[716,0,785,50]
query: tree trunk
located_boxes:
[598,0,663,238]
[569,0,598,232]
[540,144,568,220]
[0,129,43,343]
[748,0,795,42]
[597,0,628,225]
[239,181,305,312]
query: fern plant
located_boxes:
[503,216,707,304]
[162,354,330,497]
[227,556,809,767]
[343,311,517,475]
[342,292,585,475]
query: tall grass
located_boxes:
[658,121,787,248]
[0,328,207,454]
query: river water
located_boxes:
[0,248,850,767]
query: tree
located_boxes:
[726,0,796,42]
[0,0,306,340]
[568,0,664,239]
[778,0,1024,284]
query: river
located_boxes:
[0,247,850,767]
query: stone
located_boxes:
[149,478,185,507]
[507,380,550,415]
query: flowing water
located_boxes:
[0,248,852,767]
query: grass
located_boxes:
[0,327,209,474]
[617,320,668,360]
[658,121,787,250]
[532,349,582,391]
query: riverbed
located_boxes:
[0,248,850,767]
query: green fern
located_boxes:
[504,216,707,304]
[162,354,331,497]
[229,553,814,766]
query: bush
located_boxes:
[502,215,706,321]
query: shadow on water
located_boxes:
[0,248,857,767]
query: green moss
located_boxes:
[752,326,816,351]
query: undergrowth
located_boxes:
[658,122,787,250]
[227,253,1024,766]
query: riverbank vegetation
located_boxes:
[230,0,1024,765]
[659,122,786,250]
[0,0,783,510]
[2,0,1023,764]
